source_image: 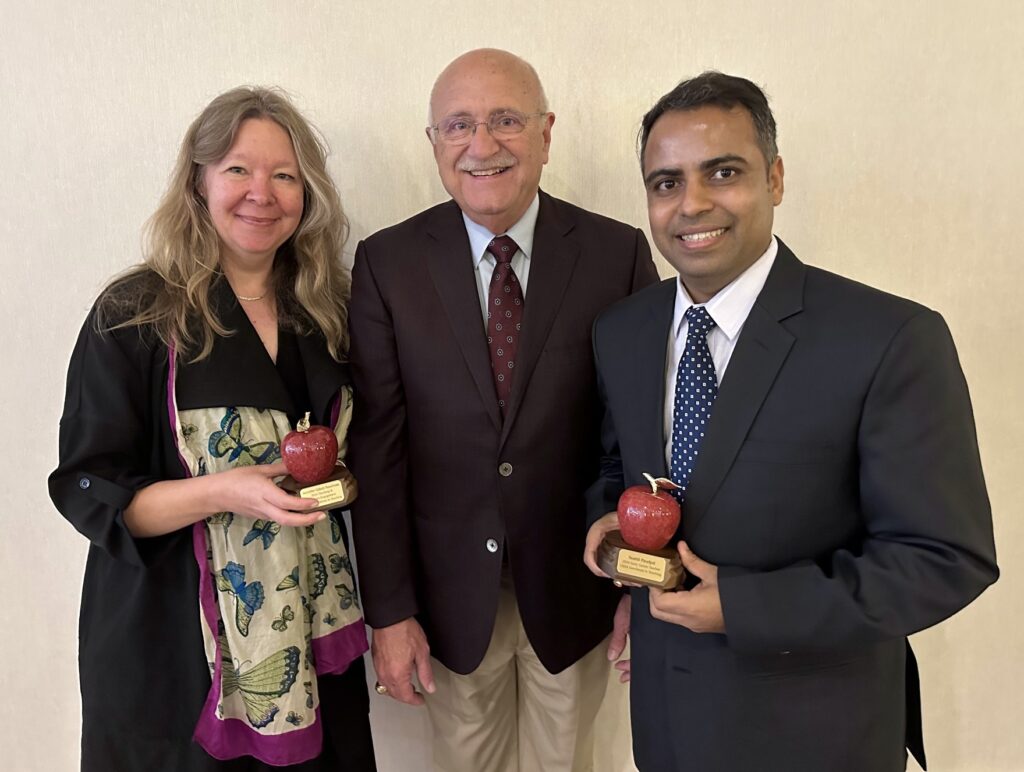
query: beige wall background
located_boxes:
[1,0,1020,769]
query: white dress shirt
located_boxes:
[663,237,779,466]
[463,193,540,327]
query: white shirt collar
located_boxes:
[672,236,779,342]
[464,193,540,266]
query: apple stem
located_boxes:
[642,472,659,495]
[296,412,311,433]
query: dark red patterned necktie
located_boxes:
[486,235,523,418]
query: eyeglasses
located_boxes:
[429,111,549,146]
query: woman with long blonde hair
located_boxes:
[50,87,376,771]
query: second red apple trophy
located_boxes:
[596,473,685,589]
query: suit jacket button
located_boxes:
[498,462,513,477]
[79,477,91,490]
[485,538,499,553]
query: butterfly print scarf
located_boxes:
[168,357,368,765]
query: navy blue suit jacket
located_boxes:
[588,240,997,771]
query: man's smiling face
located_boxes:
[642,105,784,302]
[428,50,553,235]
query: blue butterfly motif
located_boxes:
[243,520,281,550]
[276,566,300,591]
[209,408,280,466]
[215,561,265,636]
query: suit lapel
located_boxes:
[425,201,503,432]
[632,279,677,479]
[500,192,580,444]
[684,242,805,536]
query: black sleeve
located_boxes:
[48,309,178,567]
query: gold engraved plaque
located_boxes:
[278,465,357,513]
[597,530,684,590]
[299,479,346,509]
[616,549,668,584]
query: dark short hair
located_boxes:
[639,71,778,168]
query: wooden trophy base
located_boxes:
[278,464,357,512]
[597,530,684,589]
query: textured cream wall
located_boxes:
[1,0,1020,770]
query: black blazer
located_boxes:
[349,191,658,674]
[588,240,997,771]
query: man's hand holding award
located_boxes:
[597,473,684,589]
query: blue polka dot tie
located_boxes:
[486,235,523,420]
[670,306,719,500]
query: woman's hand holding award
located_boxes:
[278,412,356,511]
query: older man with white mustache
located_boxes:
[347,49,658,772]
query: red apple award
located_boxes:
[278,412,356,511]
[597,473,685,589]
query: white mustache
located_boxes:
[458,154,517,173]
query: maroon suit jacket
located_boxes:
[348,191,658,674]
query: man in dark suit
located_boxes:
[348,48,658,771]
[583,72,998,771]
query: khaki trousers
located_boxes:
[425,574,611,772]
